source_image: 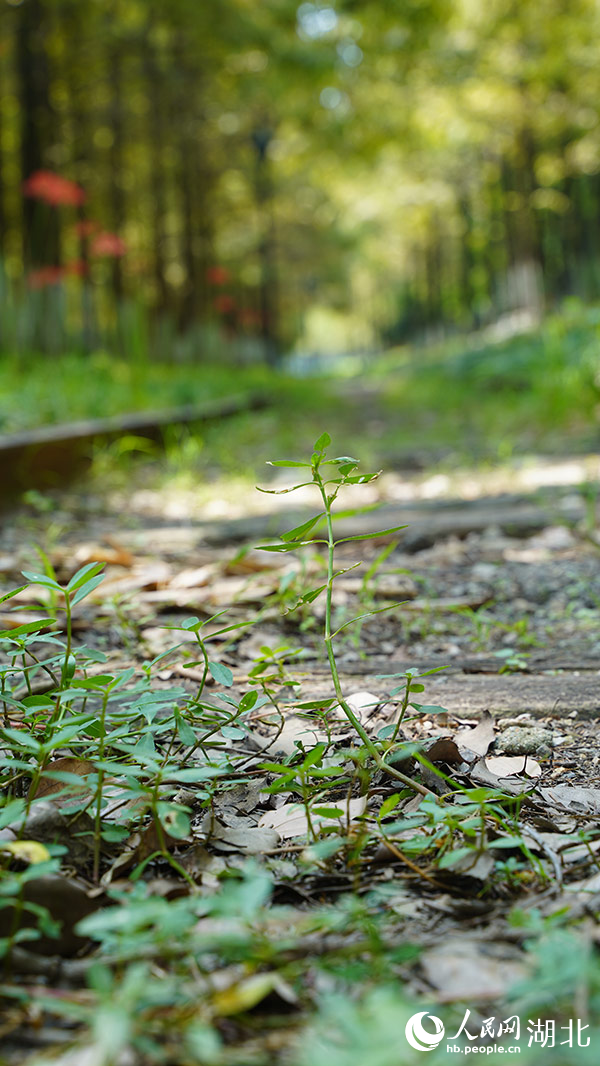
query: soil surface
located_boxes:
[1,454,600,1064]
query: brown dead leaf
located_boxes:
[35,757,97,800]
[424,738,463,764]
[454,711,496,757]
[92,561,172,599]
[0,874,100,956]
[71,541,135,568]
[224,548,293,574]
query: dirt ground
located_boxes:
[1,451,600,1063]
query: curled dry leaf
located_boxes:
[424,738,463,764]
[485,755,542,778]
[454,710,496,758]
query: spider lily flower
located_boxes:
[23,170,86,207]
[90,231,127,257]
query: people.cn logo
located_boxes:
[405,1011,445,1051]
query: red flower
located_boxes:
[74,219,98,238]
[213,294,235,314]
[206,265,230,285]
[23,170,86,207]
[91,231,127,257]
[27,266,65,289]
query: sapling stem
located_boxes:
[313,464,432,799]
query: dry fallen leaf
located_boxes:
[454,710,496,757]
[331,691,381,724]
[258,796,367,839]
[0,874,100,956]
[35,757,97,800]
[539,784,600,814]
[485,754,542,778]
[71,541,135,568]
[424,738,463,764]
[208,821,281,853]
[420,938,527,1002]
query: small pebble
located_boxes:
[496,725,554,755]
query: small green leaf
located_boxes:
[301,836,345,861]
[176,717,197,746]
[294,699,336,711]
[280,514,324,542]
[306,766,345,778]
[0,585,28,605]
[295,583,327,606]
[438,848,478,869]
[301,743,326,769]
[221,725,246,739]
[66,561,105,594]
[378,794,402,819]
[239,690,258,713]
[158,804,190,840]
[410,704,449,715]
[489,836,526,849]
[330,455,359,465]
[266,460,311,468]
[71,574,105,605]
[0,618,54,638]
[312,806,345,819]
[21,571,62,591]
[334,525,409,544]
[209,661,234,687]
[70,675,116,689]
[258,542,307,553]
[313,432,331,451]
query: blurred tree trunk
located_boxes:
[173,37,212,331]
[458,195,475,322]
[16,0,59,268]
[108,26,126,302]
[63,2,95,349]
[142,29,169,315]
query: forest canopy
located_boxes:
[0,0,599,356]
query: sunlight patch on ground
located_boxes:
[110,452,600,526]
